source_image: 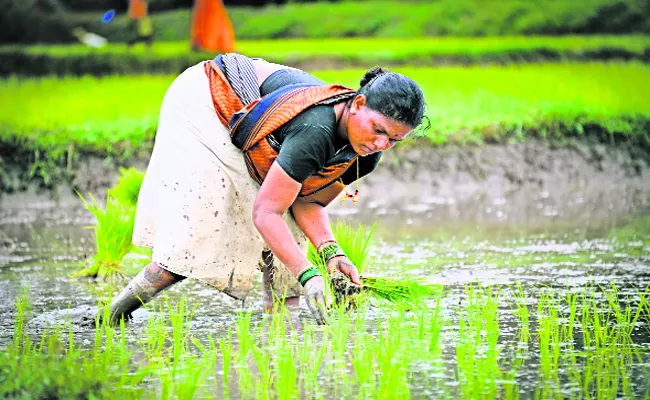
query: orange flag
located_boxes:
[191,0,236,53]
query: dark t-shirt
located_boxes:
[259,69,381,186]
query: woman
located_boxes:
[126,0,153,48]
[109,54,426,325]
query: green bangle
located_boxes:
[297,266,321,286]
[320,243,346,263]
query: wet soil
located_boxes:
[1,218,649,398]
[0,138,649,397]
[1,140,648,235]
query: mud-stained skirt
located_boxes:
[133,62,306,301]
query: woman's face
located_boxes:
[345,95,412,156]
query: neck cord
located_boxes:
[338,100,360,204]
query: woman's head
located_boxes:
[344,67,426,156]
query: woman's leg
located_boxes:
[109,261,186,324]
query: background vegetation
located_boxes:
[1,0,649,44]
[1,62,648,190]
[1,0,648,190]
[3,35,649,76]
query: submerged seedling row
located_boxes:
[3,280,649,399]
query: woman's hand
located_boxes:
[326,255,361,286]
[303,276,328,324]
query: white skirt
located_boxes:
[132,62,306,300]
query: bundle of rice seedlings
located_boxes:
[307,220,438,306]
[361,275,441,304]
[107,167,145,207]
[74,192,136,281]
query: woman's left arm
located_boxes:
[291,185,361,285]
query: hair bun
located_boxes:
[360,66,389,87]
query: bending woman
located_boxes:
[108,54,426,324]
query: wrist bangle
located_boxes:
[297,266,321,286]
[317,239,338,253]
[319,242,346,264]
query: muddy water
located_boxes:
[1,203,649,398]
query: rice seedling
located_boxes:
[536,290,562,386]
[349,331,376,398]
[455,284,502,399]
[217,329,234,398]
[74,192,136,280]
[308,220,441,306]
[361,275,441,306]
[3,62,649,165]
[563,290,578,344]
[580,287,619,352]
[170,354,212,400]
[108,167,145,207]
[271,318,299,400]
[142,303,169,362]
[565,349,637,399]
[6,35,649,72]
[374,306,412,399]
[3,292,148,399]
[234,310,254,364]
[501,347,526,400]
[5,278,650,399]
[636,286,650,331]
[167,296,198,367]
[427,292,446,355]
[251,344,273,400]
[509,282,531,343]
[601,282,647,341]
[12,286,30,350]
[298,322,328,399]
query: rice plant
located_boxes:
[3,292,148,399]
[3,62,649,167]
[307,219,440,305]
[74,192,136,280]
[5,278,650,399]
[108,167,145,207]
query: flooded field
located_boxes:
[1,204,649,399]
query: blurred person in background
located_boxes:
[127,0,153,48]
[107,54,426,325]
[191,0,236,52]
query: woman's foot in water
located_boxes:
[108,262,185,325]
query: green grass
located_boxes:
[1,35,648,74]
[1,62,648,160]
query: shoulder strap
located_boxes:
[229,84,356,151]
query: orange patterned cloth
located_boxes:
[204,60,358,196]
[191,0,236,53]
[128,0,148,20]
[203,60,243,126]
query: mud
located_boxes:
[1,140,648,234]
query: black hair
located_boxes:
[357,67,428,131]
